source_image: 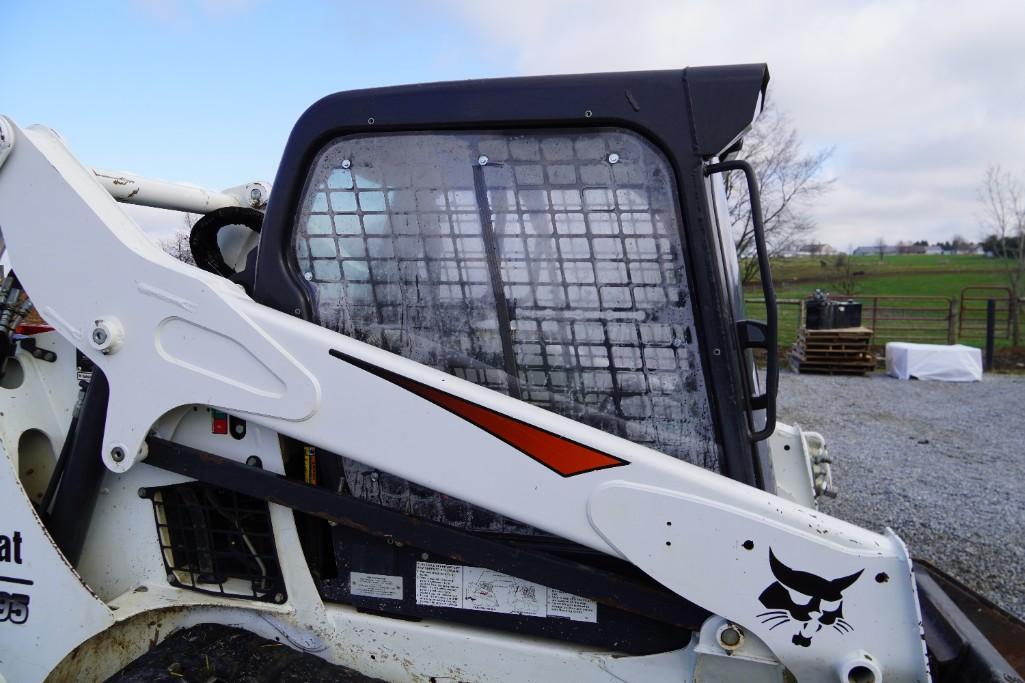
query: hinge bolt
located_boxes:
[717,623,744,650]
[90,318,124,355]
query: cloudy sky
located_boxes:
[4,1,1023,249]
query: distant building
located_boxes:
[780,243,837,257]
[852,243,946,256]
[941,244,985,256]
[853,245,899,256]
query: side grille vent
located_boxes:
[144,482,285,603]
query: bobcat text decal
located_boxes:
[1,529,32,625]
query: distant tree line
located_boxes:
[980,234,1021,260]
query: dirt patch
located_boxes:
[992,346,1025,371]
[106,623,384,682]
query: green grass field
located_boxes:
[751,254,1012,300]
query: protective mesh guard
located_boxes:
[295,128,718,531]
[147,483,285,602]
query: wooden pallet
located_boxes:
[791,345,872,357]
[789,357,874,376]
[799,337,873,345]
[801,326,873,338]
[791,351,874,365]
[790,327,875,375]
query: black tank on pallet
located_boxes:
[806,290,863,329]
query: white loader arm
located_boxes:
[0,117,929,682]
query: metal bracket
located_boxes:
[736,319,770,410]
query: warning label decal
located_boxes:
[350,572,403,600]
[414,561,462,608]
[414,561,597,623]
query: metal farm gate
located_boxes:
[958,286,1016,343]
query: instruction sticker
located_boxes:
[414,561,597,623]
[349,572,403,601]
[415,561,462,608]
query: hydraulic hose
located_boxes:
[189,206,263,278]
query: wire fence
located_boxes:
[745,291,1025,349]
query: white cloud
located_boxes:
[447,0,1025,248]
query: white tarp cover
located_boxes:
[885,342,983,381]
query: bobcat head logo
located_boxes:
[757,549,862,647]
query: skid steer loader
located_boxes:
[0,65,1021,683]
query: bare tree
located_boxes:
[950,234,971,255]
[979,165,1025,290]
[823,253,863,296]
[159,230,194,265]
[159,213,197,265]
[875,237,887,261]
[725,102,834,283]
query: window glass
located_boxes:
[295,128,719,527]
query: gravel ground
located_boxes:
[776,370,1025,621]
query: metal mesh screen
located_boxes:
[295,128,718,530]
[147,483,285,602]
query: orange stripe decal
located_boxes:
[329,350,628,477]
